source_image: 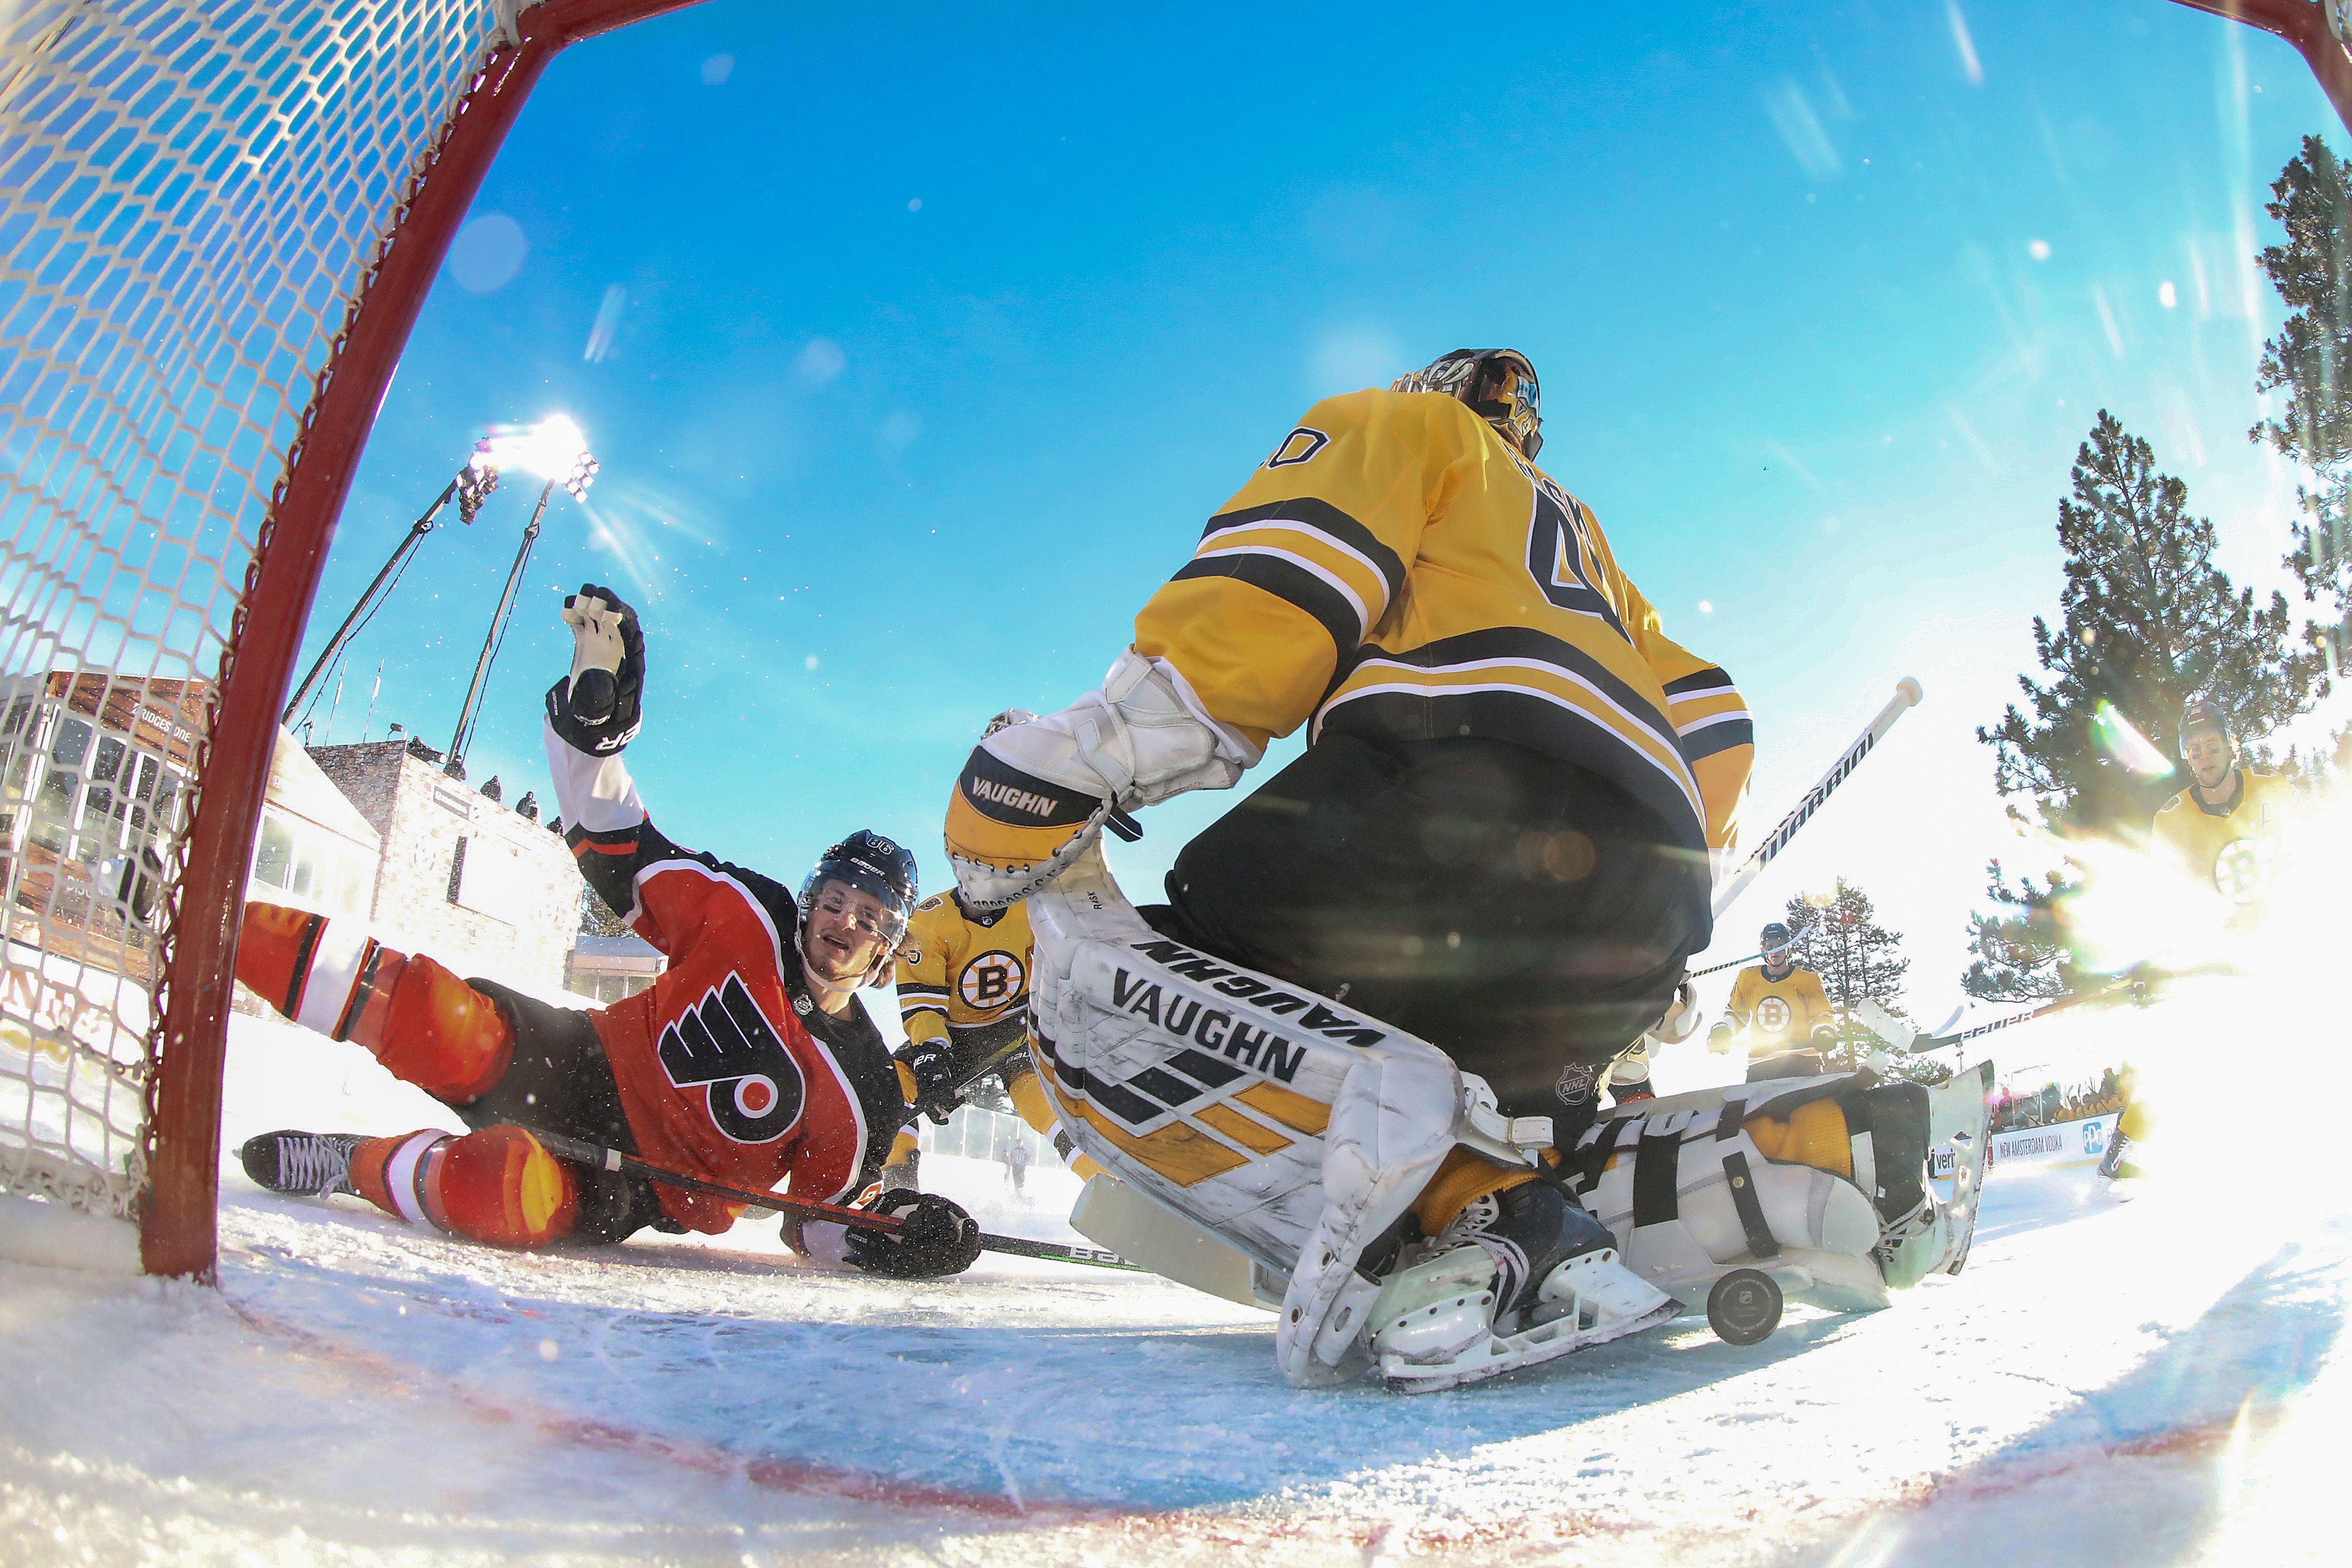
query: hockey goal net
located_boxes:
[0,0,684,1278]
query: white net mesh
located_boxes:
[0,0,508,1219]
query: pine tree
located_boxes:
[1783,877,1908,1072]
[578,881,632,938]
[1966,414,2324,994]
[1959,861,2073,1003]
[2254,136,2352,694]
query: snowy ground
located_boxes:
[2,1015,2347,1565]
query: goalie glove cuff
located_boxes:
[945,651,1257,908]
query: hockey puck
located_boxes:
[1707,1268,1782,1346]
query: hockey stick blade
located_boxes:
[1712,677,1922,919]
[516,1125,1144,1274]
[1854,997,1916,1051]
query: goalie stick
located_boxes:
[1901,983,2137,1054]
[513,1125,1143,1274]
[1711,677,1923,919]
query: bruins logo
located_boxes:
[2213,837,2274,904]
[959,950,1027,1010]
[1753,995,1793,1033]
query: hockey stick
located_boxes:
[517,1126,1144,1274]
[1711,677,1923,919]
[894,1032,1034,1132]
[1684,914,1824,980]
[1905,984,2135,1054]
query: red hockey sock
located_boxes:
[237,902,513,1102]
[350,1126,580,1249]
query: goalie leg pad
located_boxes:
[1572,1077,1895,1311]
[1026,844,1458,1385]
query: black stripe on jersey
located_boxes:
[1662,665,1736,698]
[1679,716,1755,764]
[897,983,951,999]
[1174,554,1362,667]
[1318,688,1706,852]
[1201,497,1407,608]
[899,1003,951,1025]
[1345,626,1684,756]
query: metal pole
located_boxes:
[281,478,457,724]
[446,478,554,774]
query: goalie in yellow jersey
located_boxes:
[946,349,1811,1391]
[882,710,1105,1194]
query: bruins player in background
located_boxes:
[2150,696,2290,919]
[2103,697,2291,1182]
[947,348,1751,1361]
[1709,921,1837,1080]
[884,716,1105,1193]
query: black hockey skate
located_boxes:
[2098,1130,2140,1182]
[240,1130,367,1199]
[1367,1179,1675,1392]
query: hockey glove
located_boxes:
[545,584,645,755]
[894,1039,959,1125]
[843,1190,982,1279]
[946,650,1257,907]
[1707,1021,1734,1055]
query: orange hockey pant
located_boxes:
[238,901,580,1248]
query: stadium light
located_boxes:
[445,415,601,775]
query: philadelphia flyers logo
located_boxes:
[1266,426,1329,468]
[959,950,1026,1009]
[1753,995,1793,1033]
[656,974,804,1144]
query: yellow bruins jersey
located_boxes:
[895,891,1035,1051]
[1131,389,1752,857]
[2151,769,2291,905]
[1725,964,1836,1060]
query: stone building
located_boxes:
[307,739,581,992]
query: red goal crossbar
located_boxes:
[2165,1,2352,132]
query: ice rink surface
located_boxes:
[2,1015,2346,1566]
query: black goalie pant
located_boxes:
[1155,734,1712,1119]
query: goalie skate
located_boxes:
[1367,1181,1676,1393]
[1877,1059,1996,1286]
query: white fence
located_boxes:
[919,1102,1057,1169]
[1986,1114,2115,1171]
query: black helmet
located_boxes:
[798,829,919,953]
[1392,348,1543,458]
[1760,922,1794,950]
[2179,696,2233,751]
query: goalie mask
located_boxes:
[797,829,919,985]
[1392,348,1543,459]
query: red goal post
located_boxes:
[2164,1,2352,134]
[1,0,697,1282]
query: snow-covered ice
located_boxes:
[1,1013,2345,1565]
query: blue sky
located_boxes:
[302,0,2339,1045]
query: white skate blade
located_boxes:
[1376,1249,1677,1394]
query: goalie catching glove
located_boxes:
[842,1190,983,1279]
[546,583,645,755]
[946,650,1259,907]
